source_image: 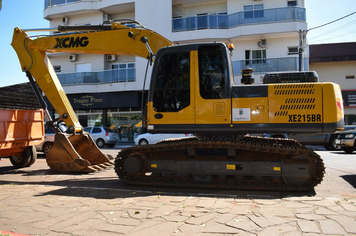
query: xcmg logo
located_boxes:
[54,36,89,49]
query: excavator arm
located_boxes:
[11,20,174,173]
[11,20,174,132]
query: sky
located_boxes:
[0,0,355,87]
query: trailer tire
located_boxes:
[27,146,37,166]
[10,146,36,168]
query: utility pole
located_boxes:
[298,29,307,71]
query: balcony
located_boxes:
[232,57,299,75]
[57,68,136,85]
[44,0,101,8]
[172,7,305,32]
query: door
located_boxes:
[149,49,195,126]
[194,44,230,124]
[90,127,102,141]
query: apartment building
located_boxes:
[43,0,307,128]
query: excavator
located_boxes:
[11,20,344,190]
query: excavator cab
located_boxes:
[146,43,233,134]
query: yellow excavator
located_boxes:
[11,20,344,190]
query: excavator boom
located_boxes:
[11,21,174,173]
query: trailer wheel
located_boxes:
[27,146,37,166]
[10,146,36,168]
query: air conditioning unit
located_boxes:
[106,54,116,62]
[69,54,77,62]
[258,39,267,48]
[62,17,69,25]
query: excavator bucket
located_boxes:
[46,132,114,173]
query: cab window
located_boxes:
[198,45,225,99]
[153,52,190,112]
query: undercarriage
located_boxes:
[115,136,325,191]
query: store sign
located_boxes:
[44,91,141,110]
[73,95,103,107]
[342,90,356,107]
[67,92,140,109]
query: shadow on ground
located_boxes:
[0,164,316,200]
[341,175,356,189]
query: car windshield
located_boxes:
[344,126,356,131]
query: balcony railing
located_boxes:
[57,68,136,85]
[173,7,305,32]
[44,0,96,8]
[232,57,299,75]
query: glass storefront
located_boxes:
[73,108,142,141]
[107,108,142,141]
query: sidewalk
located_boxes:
[1,182,356,236]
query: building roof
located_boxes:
[309,42,356,63]
[0,82,42,109]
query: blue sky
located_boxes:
[0,0,355,87]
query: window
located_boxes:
[245,50,266,65]
[288,1,297,6]
[153,52,190,112]
[199,45,225,99]
[346,75,355,79]
[112,63,135,82]
[53,65,61,72]
[252,50,266,64]
[244,4,264,19]
[92,127,101,133]
[288,46,299,54]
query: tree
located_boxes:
[0,0,2,11]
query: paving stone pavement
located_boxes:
[0,183,356,236]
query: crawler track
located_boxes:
[115,136,325,191]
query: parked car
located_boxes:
[288,132,340,150]
[335,126,356,153]
[262,126,356,150]
[35,123,67,156]
[83,126,118,148]
[135,133,192,145]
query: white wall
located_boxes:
[183,2,227,15]
[310,61,356,87]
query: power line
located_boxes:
[309,19,356,40]
[308,11,356,31]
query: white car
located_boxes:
[134,133,192,145]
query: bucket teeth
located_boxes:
[46,132,116,173]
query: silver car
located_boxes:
[335,128,356,153]
[84,126,118,148]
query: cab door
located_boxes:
[194,44,231,125]
[147,48,195,129]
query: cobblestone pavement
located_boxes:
[0,149,356,236]
[1,182,356,236]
